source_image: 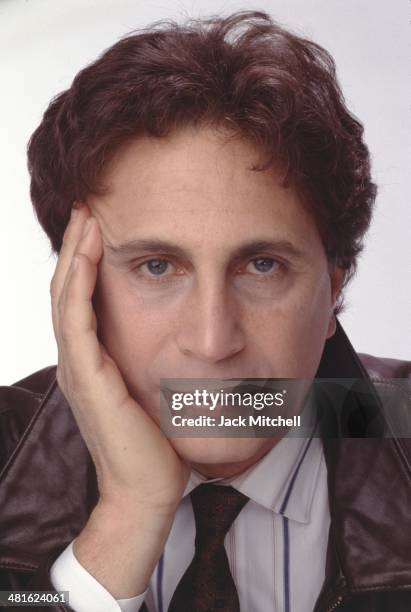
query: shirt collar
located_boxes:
[183,431,323,524]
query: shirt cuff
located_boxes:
[50,540,147,612]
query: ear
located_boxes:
[326,266,345,339]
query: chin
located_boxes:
[170,436,276,476]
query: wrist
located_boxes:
[95,491,180,526]
[73,500,176,598]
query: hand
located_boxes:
[50,203,190,596]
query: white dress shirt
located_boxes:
[51,431,330,612]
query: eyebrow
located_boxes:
[105,238,305,263]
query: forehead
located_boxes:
[88,127,323,257]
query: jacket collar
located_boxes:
[315,322,411,601]
[0,321,410,597]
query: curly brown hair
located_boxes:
[28,10,376,303]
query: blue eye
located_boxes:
[249,257,277,273]
[145,259,169,275]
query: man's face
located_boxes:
[89,127,342,474]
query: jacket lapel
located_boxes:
[314,322,411,609]
[0,380,97,569]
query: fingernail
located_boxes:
[70,201,85,220]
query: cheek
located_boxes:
[95,271,176,384]
[248,272,332,378]
[290,279,333,376]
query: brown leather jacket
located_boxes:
[0,322,410,612]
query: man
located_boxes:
[0,11,410,612]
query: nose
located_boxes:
[176,279,245,364]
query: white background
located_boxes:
[1,0,410,385]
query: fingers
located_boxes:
[51,203,90,335]
[52,203,104,380]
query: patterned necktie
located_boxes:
[168,483,249,612]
